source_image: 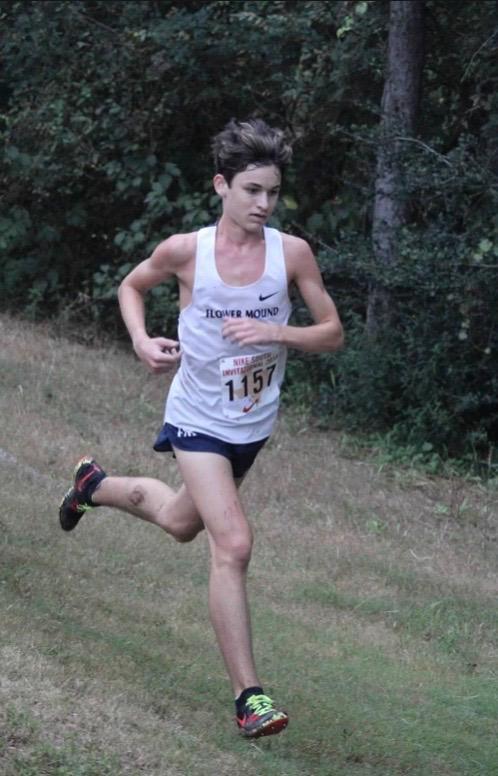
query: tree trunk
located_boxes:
[366,0,425,336]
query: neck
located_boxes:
[216,215,264,247]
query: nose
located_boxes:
[256,192,269,211]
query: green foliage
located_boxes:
[0,0,383,318]
[301,216,498,465]
[0,0,497,467]
[284,0,498,467]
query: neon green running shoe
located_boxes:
[59,457,107,532]
[236,693,289,738]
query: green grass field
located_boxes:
[1,314,497,775]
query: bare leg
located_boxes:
[92,476,205,543]
[173,448,260,696]
[88,455,257,694]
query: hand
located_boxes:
[222,316,279,347]
[133,336,181,374]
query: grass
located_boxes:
[1,312,498,775]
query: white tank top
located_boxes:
[165,225,292,443]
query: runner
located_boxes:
[59,118,344,738]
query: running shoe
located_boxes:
[59,457,107,532]
[236,693,289,738]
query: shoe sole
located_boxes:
[239,715,289,739]
[59,457,96,532]
[59,488,82,532]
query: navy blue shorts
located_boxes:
[153,423,268,479]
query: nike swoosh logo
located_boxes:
[259,292,278,302]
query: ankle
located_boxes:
[89,477,108,506]
[235,686,264,714]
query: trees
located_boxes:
[323,0,498,466]
[0,0,496,466]
[367,0,424,336]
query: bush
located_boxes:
[291,222,498,468]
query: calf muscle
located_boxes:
[93,476,204,540]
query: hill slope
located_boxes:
[1,314,497,775]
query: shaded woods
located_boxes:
[1,0,497,468]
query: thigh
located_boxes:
[173,448,250,545]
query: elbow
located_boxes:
[328,323,344,353]
[117,280,128,313]
[117,277,128,302]
[118,277,143,303]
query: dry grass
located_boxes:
[1,313,497,775]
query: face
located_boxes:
[214,164,281,232]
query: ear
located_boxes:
[213,174,228,197]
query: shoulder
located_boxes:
[150,231,198,270]
[281,232,313,258]
[280,232,316,280]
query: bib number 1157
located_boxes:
[219,351,279,417]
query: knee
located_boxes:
[213,531,253,570]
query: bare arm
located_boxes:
[222,236,344,352]
[118,234,193,372]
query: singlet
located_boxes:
[164,225,292,443]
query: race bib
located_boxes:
[219,351,279,418]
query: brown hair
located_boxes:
[212,118,292,185]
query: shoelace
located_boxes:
[76,503,94,514]
[245,694,275,715]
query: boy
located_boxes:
[59,118,344,738]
